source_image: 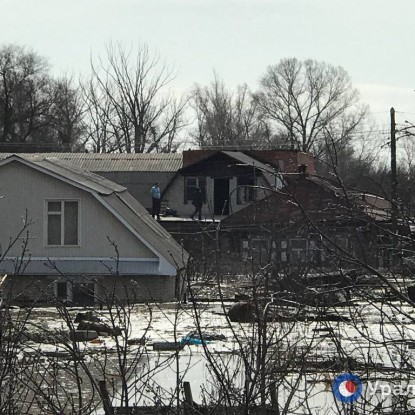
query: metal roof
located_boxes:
[0,155,126,195]
[0,153,183,172]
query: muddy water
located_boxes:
[9,301,415,413]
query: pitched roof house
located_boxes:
[0,153,183,211]
[162,150,314,219]
[0,150,313,218]
[0,155,188,305]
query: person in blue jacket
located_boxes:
[151,182,161,220]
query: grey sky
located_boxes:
[2,0,415,128]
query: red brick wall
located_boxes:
[182,150,217,167]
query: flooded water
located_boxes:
[6,300,415,413]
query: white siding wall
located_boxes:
[0,161,156,259]
[163,174,271,218]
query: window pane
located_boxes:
[56,282,67,299]
[187,178,197,187]
[185,177,195,203]
[48,214,61,245]
[290,239,307,250]
[185,178,196,202]
[185,177,207,203]
[64,202,78,245]
[48,201,61,212]
[198,177,206,201]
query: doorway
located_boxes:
[214,178,230,215]
[72,283,95,306]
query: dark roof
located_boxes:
[221,151,277,175]
[301,175,391,221]
[223,174,391,226]
[178,150,280,187]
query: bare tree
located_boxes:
[47,76,86,151]
[0,44,85,152]
[81,76,119,153]
[0,44,50,146]
[191,73,269,149]
[87,43,187,153]
[254,58,367,154]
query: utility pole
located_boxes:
[391,108,397,220]
[390,108,398,258]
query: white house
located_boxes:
[0,152,183,211]
[162,151,283,219]
[0,155,188,305]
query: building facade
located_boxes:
[0,155,188,305]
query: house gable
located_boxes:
[163,151,280,218]
[0,153,183,210]
[0,156,187,277]
[0,160,155,258]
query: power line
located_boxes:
[395,111,415,116]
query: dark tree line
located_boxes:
[1,41,408,198]
[0,43,188,153]
[0,45,85,152]
[0,43,373,155]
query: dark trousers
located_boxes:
[152,198,161,219]
[191,204,202,220]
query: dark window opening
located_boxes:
[184,177,206,204]
[72,283,95,306]
[236,174,255,204]
[214,178,230,215]
[56,282,68,299]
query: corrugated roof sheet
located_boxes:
[0,155,126,195]
[0,153,183,172]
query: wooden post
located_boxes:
[270,382,279,414]
[183,381,194,413]
[99,380,114,415]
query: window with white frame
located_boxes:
[241,240,249,259]
[289,238,307,263]
[309,239,325,264]
[280,240,288,262]
[47,200,79,246]
[335,235,349,250]
[236,174,255,204]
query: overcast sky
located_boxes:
[2,0,415,130]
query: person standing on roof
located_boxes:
[151,182,161,220]
[191,187,203,221]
